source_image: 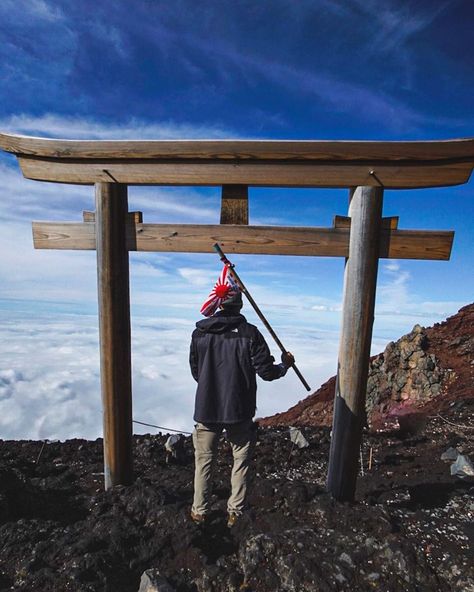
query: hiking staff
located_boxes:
[213,243,311,391]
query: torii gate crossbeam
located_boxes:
[1,133,473,500]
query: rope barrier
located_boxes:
[432,414,474,431]
[133,419,192,435]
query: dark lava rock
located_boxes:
[0,417,473,591]
[139,569,175,591]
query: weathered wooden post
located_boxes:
[327,185,384,501]
[95,182,133,489]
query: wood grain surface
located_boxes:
[220,185,249,224]
[328,186,384,501]
[2,133,474,161]
[32,222,454,260]
[95,183,133,489]
[17,157,473,188]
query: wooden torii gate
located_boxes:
[1,133,473,500]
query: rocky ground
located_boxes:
[0,399,473,591]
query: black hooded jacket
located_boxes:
[190,311,287,424]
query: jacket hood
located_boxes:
[196,311,246,334]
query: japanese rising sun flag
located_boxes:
[200,265,240,317]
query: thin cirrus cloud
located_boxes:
[0,1,415,132]
[110,1,454,132]
[0,0,64,22]
[0,113,237,140]
[157,31,427,132]
[339,0,450,52]
[1,0,468,137]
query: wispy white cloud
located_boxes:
[127,1,459,131]
[178,267,215,288]
[383,262,401,273]
[311,304,342,313]
[161,32,425,131]
[0,0,64,22]
[374,261,466,331]
[0,114,236,140]
[349,0,450,54]
[0,161,92,224]
[0,222,97,303]
[30,0,63,21]
[377,261,413,315]
[129,188,219,223]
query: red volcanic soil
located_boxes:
[260,303,474,430]
[424,303,474,405]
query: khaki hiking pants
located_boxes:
[192,419,257,516]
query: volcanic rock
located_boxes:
[450,454,474,479]
[441,447,460,461]
[261,303,474,430]
[139,569,175,591]
[0,415,473,591]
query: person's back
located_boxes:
[189,290,294,527]
[190,309,289,424]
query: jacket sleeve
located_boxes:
[250,329,287,381]
[189,332,199,382]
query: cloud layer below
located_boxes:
[0,287,464,441]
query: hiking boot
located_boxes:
[190,511,207,525]
[227,512,241,528]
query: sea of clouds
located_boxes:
[0,304,344,441]
[1,290,460,442]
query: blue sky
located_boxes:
[0,0,473,439]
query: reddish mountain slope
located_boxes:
[260,303,473,429]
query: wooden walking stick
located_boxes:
[213,243,311,391]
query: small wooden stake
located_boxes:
[327,186,383,501]
[368,446,373,471]
[96,182,133,489]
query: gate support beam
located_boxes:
[327,185,383,501]
[95,182,133,489]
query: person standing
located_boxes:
[189,286,294,527]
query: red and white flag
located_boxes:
[200,265,239,317]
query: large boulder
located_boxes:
[367,324,446,430]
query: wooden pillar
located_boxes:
[220,185,249,225]
[95,182,133,489]
[327,185,383,501]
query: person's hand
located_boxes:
[281,351,295,368]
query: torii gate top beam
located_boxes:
[1,133,473,188]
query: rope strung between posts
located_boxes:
[133,419,192,435]
[432,414,474,431]
[34,420,192,464]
